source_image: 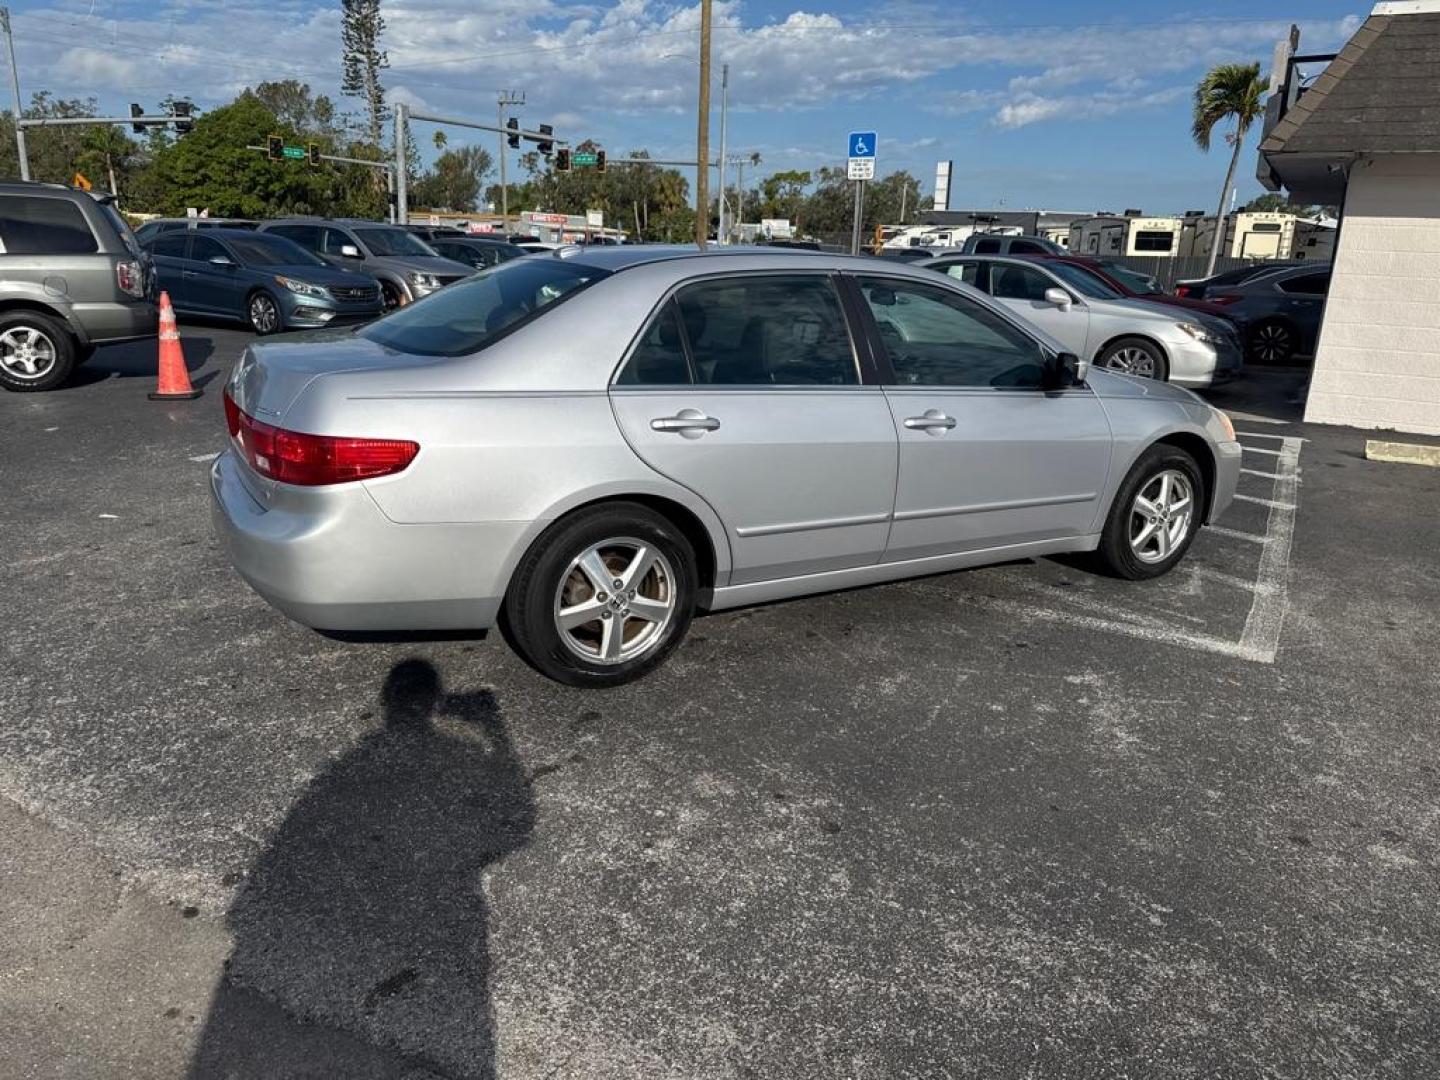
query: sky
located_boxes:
[4,0,1366,213]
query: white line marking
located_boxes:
[1233,493,1298,511]
[1189,565,1279,596]
[98,513,118,519]
[189,452,220,463]
[44,426,59,432]
[1224,410,1289,425]
[1000,576,1179,631]
[1237,436,1302,662]
[1240,467,1281,479]
[1235,431,1306,442]
[1242,446,1286,457]
[1208,525,1270,544]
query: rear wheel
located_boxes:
[1095,445,1204,580]
[247,291,282,335]
[1247,319,1296,364]
[503,502,697,687]
[1098,336,1168,381]
[0,312,76,392]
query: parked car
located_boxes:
[1173,262,1299,299]
[509,238,566,252]
[1205,264,1332,364]
[960,234,1067,255]
[920,253,1242,387]
[876,246,954,261]
[134,217,259,246]
[1027,254,1243,325]
[400,224,469,242]
[426,235,529,270]
[212,247,1240,686]
[143,228,384,334]
[256,218,472,309]
[0,181,156,392]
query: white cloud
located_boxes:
[995,85,1190,130]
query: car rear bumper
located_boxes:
[70,300,158,344]
[209,449,522,632]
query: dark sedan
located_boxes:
[1173,262,1299,300]
[427,235,529,270]
[1205,265,1331,364]
[143,229,384,335]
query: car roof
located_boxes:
[540,243,856,273]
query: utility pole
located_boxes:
[695,0,711,248]
[497,89,523,233]
[716,62,728,244]
[394,104,408,225]
[1,8,29,181]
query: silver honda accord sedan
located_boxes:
[212,246,1242,686]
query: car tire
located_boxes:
[1247,319,1296,365]
[0,311,77,392]
[1095,444,1204,580]
[380,281,404,310]
[503,502,698,687]
[1097,337,1169,381]
[247,291,283,336]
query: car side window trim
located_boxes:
[608,270,872,390]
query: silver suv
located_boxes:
[258,218,472,309]
[0,182,157,392]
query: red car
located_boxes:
[1023,254,1241,326]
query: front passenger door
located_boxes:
[986,260,1091,354]
[608,273,898,585]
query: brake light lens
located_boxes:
[1208,293,1242,306]
[1174,284,1191,297]
[116,259,145,298]
[223,388,418,486]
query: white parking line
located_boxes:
[1208,525,1271,544]
[1237,436,1303,661]
[1235,431,1306,442]
[1241,467,1282,479]
[1241,446,1287,457]
[1189,565,1280,596]
[1233,493,1298,511]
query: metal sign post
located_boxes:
[847,131,876,255]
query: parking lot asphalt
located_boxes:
[3,330,1439,1079]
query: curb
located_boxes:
[1365,440,1440,468]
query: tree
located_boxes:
[341,0,389,147]
[412,146,493,211]
[757,169,809,225]
[1241,192,1337,218]
[1192,61,1267,275]
[251,80,341,139]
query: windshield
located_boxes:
[1096,261,1162,294]
[359,258,609,357]
[1043,261,1124,300]
[355,228,439,257]
[101,204,142,257]
[227,234,326,268]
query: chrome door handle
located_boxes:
[651,409,721,435]
[903,411,957,431]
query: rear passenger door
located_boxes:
[146,232,192,308]
[608,272,898,585]
[1276,270,1330,353]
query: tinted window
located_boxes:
[100,204,141,256]
[358,258,608,357]
[616,300,691,385]
[354,228,436,257]
[1096,260,1161,295]
[858,277,1046,389]
[940,261,984,288]
[1279,272,1330,295]
[227,234,324,268]
[1009,239,1046,254]
[320,227,356,256]
[990,263,1061,302]
[434,241,484,267]
[268,224,320,250]
[1043,261,1123,300]
[0,196,97,254]
[674,275,857,386]
[150,233,189,258]
[973,237,1002,254]
[190,235,227,262]
[1133,230,1174,252]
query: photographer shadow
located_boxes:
[189,659,535,1079]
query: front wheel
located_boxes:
[503,502,697,687]
[1095,445,1204,580]
[1247,319,1296,364]
[380,281,405,311]
[1098,337,1168,381]
[0,312,77,392]
[248,291,283,335]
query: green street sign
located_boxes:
[572,151,598,167]
[282,146,306,160]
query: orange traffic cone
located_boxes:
[149,292,202,401]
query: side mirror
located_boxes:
[1044,287,1072,311]
[208,254,235,268]
[1045,351,1088,389]
[339,244,362,258]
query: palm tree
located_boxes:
[1192,62,1267,276]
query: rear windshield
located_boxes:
[358,257,609,356]
[99,204,142,256]
[1096,261,1161,295]
[227,234,325,268]
[355,228,437,257]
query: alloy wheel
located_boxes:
[250,294,279,334]
[0,326,57,380]
[1129,469,1194,564]
[1251,323,1293,363]
[552,538,677,665]
[1104,345,1158,378]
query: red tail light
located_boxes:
[222,388,418,486]
[1174,284,1192,298]
[1208,293,1242,306]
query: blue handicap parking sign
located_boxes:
[848,131,877,159]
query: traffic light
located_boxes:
[506,118,520,150]
[596,149,606,174]
[130,103,144,135]
[307,143,321,167]
[171,100,194,135]
[554,147,570,172]
[266,134,284,161]
[537,123,554,157]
